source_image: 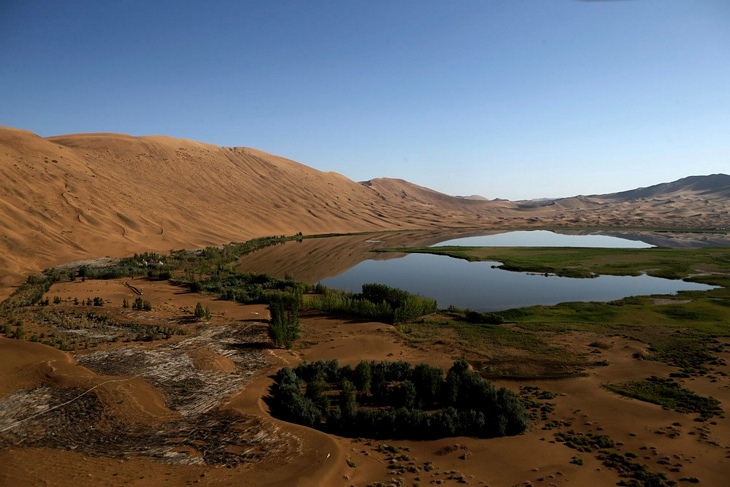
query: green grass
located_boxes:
[377,245,730,282]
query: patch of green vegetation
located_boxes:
[397,314,590,379]
[307,283,438,324]
[268,359,529,439]
[480,289,730,375]
[604,376,722,420]
[555,430,615,452]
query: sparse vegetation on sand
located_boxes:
[268,359,529,439]
[604,376,723,420]
[555,430,676,487]
[0,236,313,350]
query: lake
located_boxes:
[319,253,714,311]
[432,230,653,248]
[237,231,717,311]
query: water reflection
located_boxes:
[433,230,653,248]
[236,230,720,311]
[319,253,714,311]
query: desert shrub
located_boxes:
[132,297,152,311]
[194,302,211,320]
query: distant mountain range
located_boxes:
[1,126,728,292]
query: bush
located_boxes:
[132,297,152,311]
[194,302,211,320]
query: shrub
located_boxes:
[132,297,152,311]
[194,302,211,320]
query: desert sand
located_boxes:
[1,278,728,486]
[1,127,730,486]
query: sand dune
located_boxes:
[2,126,730,485]
[1,126,729,298]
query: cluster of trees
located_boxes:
[173,272,306,307]
[307,283,438,325]
[269,359,529,439]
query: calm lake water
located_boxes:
[313,231,715,311]
[319,253,715,311]
[432,230,653,248]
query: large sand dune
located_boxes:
[1,126,729,296]
[2,126,730,486]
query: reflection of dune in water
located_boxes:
[235,230,491,282]
[236,229,730,284]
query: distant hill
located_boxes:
[1,126,728,294]
[596,174,730,201]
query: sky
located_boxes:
[1,1,729,200]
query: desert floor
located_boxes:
[1,277,728,486]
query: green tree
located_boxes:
[443,359,470,405]
[412,363,444,407]
[268,296,300,349]
[396,380,417,409]
[340,378,358,418]
[353,361,372,394]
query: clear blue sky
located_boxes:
[2,1,728,200]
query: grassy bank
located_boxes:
[376,245,730,283]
